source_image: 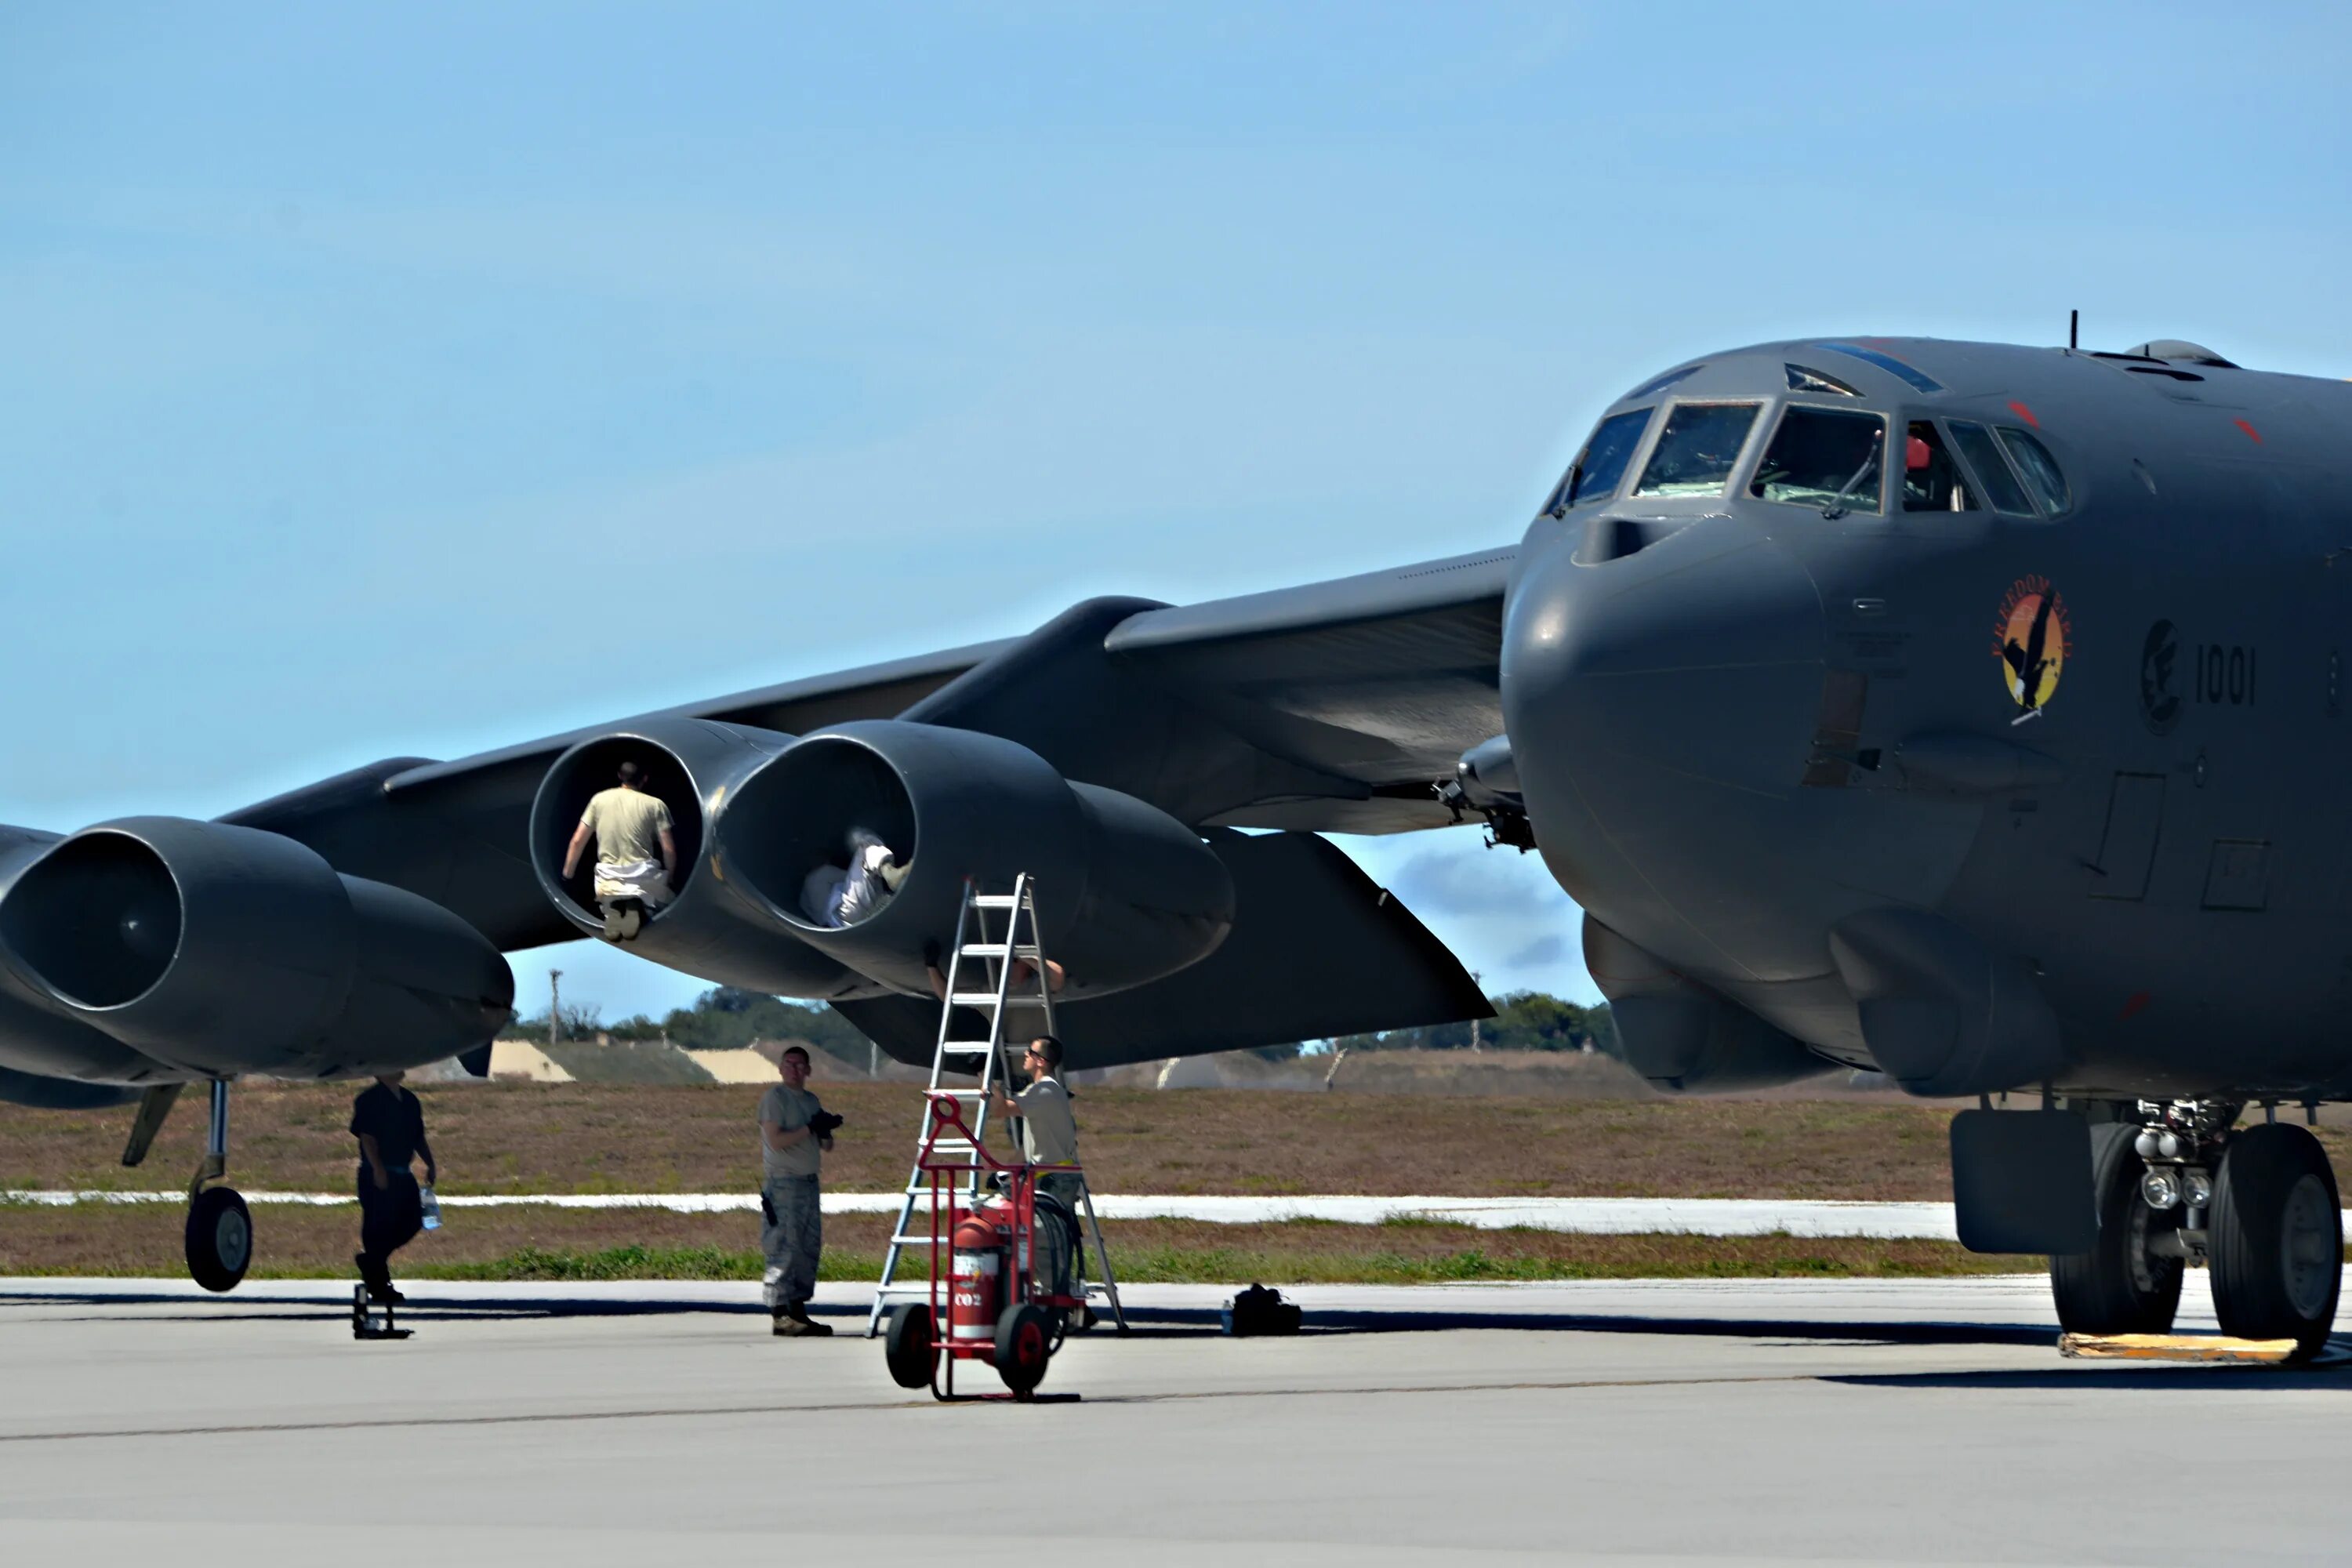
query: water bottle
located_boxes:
[419,1185,442,1232]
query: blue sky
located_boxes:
[5,5,2347,1026]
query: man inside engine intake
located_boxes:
[759,1045,841,1337]
[797,826,909,929]
[560,758,677,941]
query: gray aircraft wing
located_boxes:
[896,544,1514,835]
[222,639,1011,951]
[227,545,1514,944]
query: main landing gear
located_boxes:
[2053,1101,2342,1360]
[123,1079,253,1293]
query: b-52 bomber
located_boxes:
[5,332,2347,1356]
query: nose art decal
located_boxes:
[1994,575,2073,724]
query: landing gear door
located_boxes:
[2089,773,2165,902]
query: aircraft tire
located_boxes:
[186,1185,253,1294]
[2209,1123,2342,1361]
[2050,1123,2183,1334]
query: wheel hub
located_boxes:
[214,1207,251,1270]
[2278,1172,2336,1320]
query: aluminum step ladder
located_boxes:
[864,874,1127,1337]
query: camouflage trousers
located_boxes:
[760,1174,822,1312]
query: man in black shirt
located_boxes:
[350,1072,437,1304]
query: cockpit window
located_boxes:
[1785,364,1859,396]
[1998,427,2071,515]
[1902,421,1979,512]
[1748,407,1885,514]
[1546,408,1651,514]
[1946,420,2035,515]
[1631,402,1760,499]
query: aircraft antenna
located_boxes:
[2069,309,2079,350]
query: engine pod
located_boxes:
[527,720,869,1000]
[721,720,1235,999]
[0,817,514,1077]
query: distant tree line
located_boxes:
[510,984,1614,1062]
[506,985,872,1065]
[1327,991,1616,1055]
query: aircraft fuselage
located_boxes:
[1504,336,2352,1102]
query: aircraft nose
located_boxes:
[1506,521,1828,790]
[1502,521,1828,971]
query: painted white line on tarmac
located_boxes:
[2,1190,1985,1236]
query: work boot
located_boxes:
[771,1312,815,1338]
[354,1253,401,1303]
[787,1304,834,1337]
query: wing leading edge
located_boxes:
[223,545,1514,949]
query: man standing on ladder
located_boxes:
[990,1034,1090,1328]
[760,1046,843,1338]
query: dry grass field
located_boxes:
[0,1200,2038,1283]
[0,1080,2049,1200]
[14,1081,2331,1281]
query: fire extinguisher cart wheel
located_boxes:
[884,1303,938,1390]
[994,1302,1054,1395]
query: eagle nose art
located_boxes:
[1501,527,1828,937]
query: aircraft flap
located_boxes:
[834,829,1492,1069]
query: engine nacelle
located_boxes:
[0,818,514,1078]
[719,720,1235,999]
[527,720,869,999]
[1583,914,1834,1094]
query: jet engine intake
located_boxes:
[526,720,868,999]
[720,720,1236,999]
[0,818,514,1078]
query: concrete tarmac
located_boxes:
[5,1273,2351,1566]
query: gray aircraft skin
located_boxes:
[4,331,2347,1352]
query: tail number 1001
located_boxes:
[2197,644,2257,707]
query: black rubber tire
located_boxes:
[883,1304,938,1390]
[2210,1122,2342,1361]
[993,1302,1053,1396]
[186,1186,253,1294]
[2050,1123,2183,1334]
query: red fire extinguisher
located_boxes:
[949,1207,1007,1354]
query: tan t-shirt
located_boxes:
[759,1083,825,1181]
[580,787,673,866]
[1012,1077,1080,1168]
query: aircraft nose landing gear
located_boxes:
[2053,1102,2343,1362]
[2208,1122,2342,1359]
[183,1080,252,1294]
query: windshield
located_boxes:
[1749,407,1886,513]
[1998,427,2071,514]
[1902,420,1978,512]
[1631,402,1759,499]
[1552,408,1651,512]
[1947,420,2034,515]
